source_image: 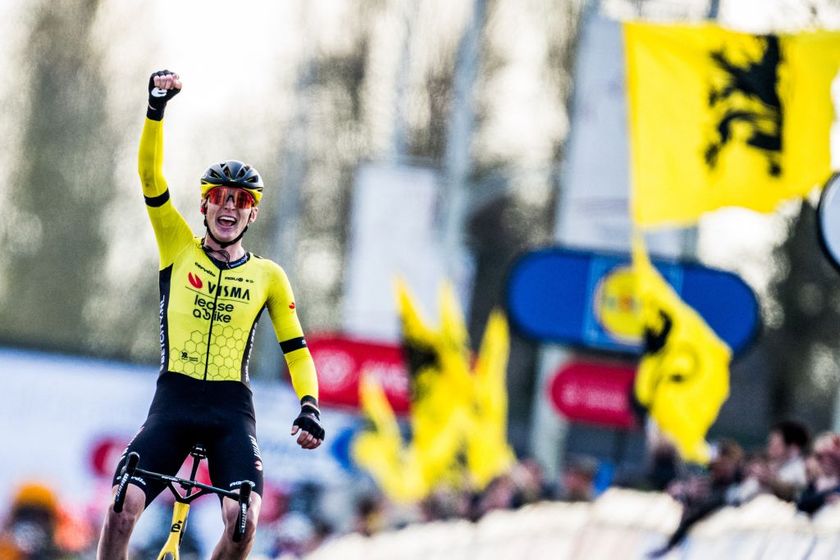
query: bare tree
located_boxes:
[0,0,117,353]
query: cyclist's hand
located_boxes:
[146,69,181,120]
[291,397,324,450]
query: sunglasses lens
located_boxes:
[207,187,254,209]
[235,191,255,209]
[207,188,224,205]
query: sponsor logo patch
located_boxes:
[188,272,203,289]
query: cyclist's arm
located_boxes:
[267,263,319,400]
[138,117,194,267]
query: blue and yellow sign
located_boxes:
[506,247,758,355]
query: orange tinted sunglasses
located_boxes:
[205,187,256,209]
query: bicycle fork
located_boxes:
[157,500,191,560]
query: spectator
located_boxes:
[0,482,62,560]
[650,439,745,557]
[749,420,810,502]
[473,473,518,519]
[646,440,682,492]
[555,455,599,502]
[797,432,840,515]
[511,458,552,507]
[353,493,388,536]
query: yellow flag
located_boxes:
[351,374,427,501]
[625,23,840,227]
[632,238,732,464]
[396,280,472,488]
[466,309,515,487]
[352,279,515,502]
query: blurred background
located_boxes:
[3,0,840,558]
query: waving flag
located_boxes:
[466,309,515,487]
[625,23,840,227]
[633,238,731,464]
[351,280,514,501]
[352,374,426,501]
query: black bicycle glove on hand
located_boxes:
[147,70,181,121]
[292,396,325,441]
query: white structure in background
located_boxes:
[341,162,450,341]
[342,0,484,343]
[531,6,687,475]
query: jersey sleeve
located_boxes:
[266,263,319,400]
[138,117,194,268]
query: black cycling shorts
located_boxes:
[112,372,264,507]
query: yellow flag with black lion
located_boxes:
[632,238,732,464]
[351,279,515,502]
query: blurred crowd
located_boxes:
[3,419,837,559]
[640,420,840,557]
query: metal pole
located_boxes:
[388,0,416,164]
[441,0,486,287]
[708,0,721,20]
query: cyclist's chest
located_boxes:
[166,249,268,324]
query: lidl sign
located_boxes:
[506,247,759,355]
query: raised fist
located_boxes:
[147,69,181,120]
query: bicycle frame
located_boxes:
[157,501,190,560]
[113,444,254,560]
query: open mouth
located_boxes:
[216,215,238,228]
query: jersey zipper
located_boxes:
[203,274,224,380]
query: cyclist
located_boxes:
[96,70,325,560]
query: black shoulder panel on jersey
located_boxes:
[279,337,307,354]
[145,190,171,207]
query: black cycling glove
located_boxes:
[292,396,325,441]
[147,70,181,121]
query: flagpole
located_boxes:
[707,0,720,19]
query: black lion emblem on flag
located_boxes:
[704,36,783,177]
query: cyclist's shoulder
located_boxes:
[248,254,293,286]
[248,253,281,269]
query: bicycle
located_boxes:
[112,444,254,560]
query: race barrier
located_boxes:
[306,489,840,560]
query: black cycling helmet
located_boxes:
[200,160,264,204]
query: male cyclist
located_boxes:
[97,70,325,560]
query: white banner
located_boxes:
[341,162,447,342]
[0,347,360,519]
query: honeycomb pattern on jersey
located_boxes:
[171,326,249,380]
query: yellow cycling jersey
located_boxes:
[138,118,318,398]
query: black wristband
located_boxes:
[147,70,180,121]
[147,104,165,121]
[293,396,325,440]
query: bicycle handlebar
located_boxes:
[113,452,140,513]
[233,481,254,543]
[112,450,255,545]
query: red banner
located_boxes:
[548,361,636,429]
[308,335,410,413]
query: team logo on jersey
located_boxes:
[188,272,203,289]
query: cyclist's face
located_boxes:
[203,187,259,242]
